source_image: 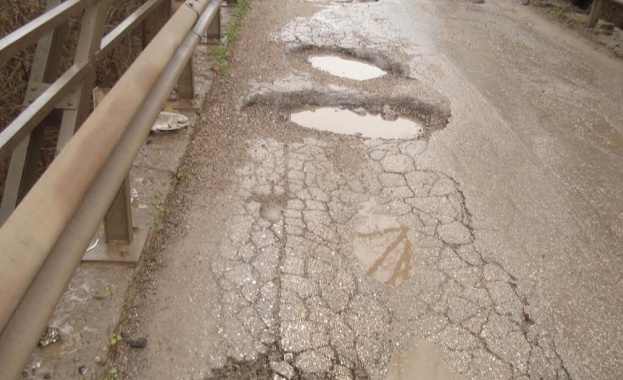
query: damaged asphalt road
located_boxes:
[116,0,623,379]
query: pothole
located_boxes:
[249,195,287,221]
[244,90,450,140]
[205,347,371,379]
[291,45,411,78]
[309,56,387,81]
[290,107,423,139]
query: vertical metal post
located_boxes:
[0,0,65,224]
[177,0,198,101]
[178,59,195,100]
[102,0,172,245]
[588,0,605,28]
[91,88,136,245]
[104,176,133,243]
[57,0,111,153]
[143,0,171,47]
[206,5,221,40]
[176,0,219,102]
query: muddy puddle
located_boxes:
[387,340,465,380]
[309,56,387,81]
[290,107,423,139]
[352,214,412,285]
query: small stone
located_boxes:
[128,337,148,348]
[94,356,101,364]
[78,365,88,375]
[38,327,61,347]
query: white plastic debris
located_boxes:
[151,112,190,131]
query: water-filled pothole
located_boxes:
[243,90,451,140]
[292,45,411,78]
[290,107,423,139]
[309,56,387,81]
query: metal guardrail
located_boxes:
[0,0,222,377]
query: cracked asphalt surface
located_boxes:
[117,0,623,379]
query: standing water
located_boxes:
[309,56,387,80]
[290,107,423,139]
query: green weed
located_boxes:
[212,0,251,73]
[149,195,170,231]
[104,366,119,380]
[566,12,584,25]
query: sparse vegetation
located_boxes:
[104,366,119,380]
[103,282,123,345]
[150,195,170,231]
[213,0,251,73]
[566,12,585,25]
[109,332,123,346]
[175,167,188,182]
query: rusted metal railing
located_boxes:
[0,0,222,377]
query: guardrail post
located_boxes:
[588,0,605,28]
[56,0,110,153]
[178,59,196,100]
[177,0,219,104]
[143,0,171,47]
[104,176,133,243]
[0,0,66,225]
[90,89,136,248]
[206,4,221,40]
